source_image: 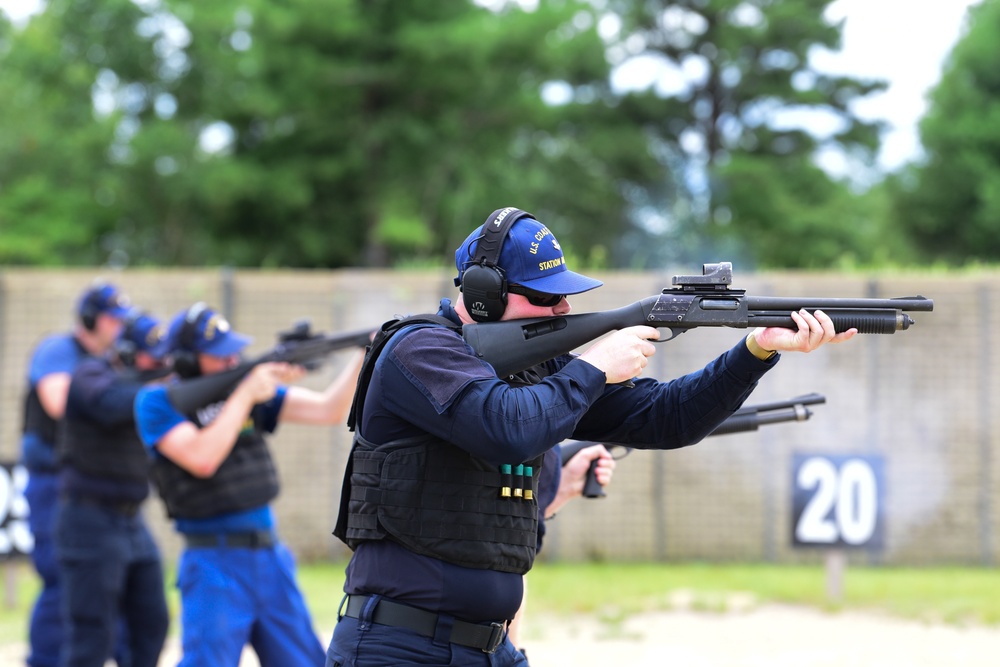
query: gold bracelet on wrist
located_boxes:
[746,333,778,361]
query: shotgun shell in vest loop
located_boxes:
[500,464,512,498]
[523,466,534,500]
[513,464,524,498]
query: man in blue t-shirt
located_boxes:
[22,282,132,667]
[326,206,858,667]
[134,303,364,666]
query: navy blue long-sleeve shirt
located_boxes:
[345,299,777,621]
[59,357,150,502]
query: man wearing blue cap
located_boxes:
[133,303,365,666]
[54,309,172,667]
[21,282,133,667]
[326,207,858,666]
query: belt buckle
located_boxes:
[483,621,505,654]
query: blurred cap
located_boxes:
[78,283,131,320]
[167,303,252,357]
[455,213,603,295]
[121,309,170,360]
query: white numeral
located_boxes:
[796,457,878,546]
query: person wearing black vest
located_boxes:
[326,207,858,667]
[133,303,365,667]
[21,282,132,667]
[54,309,172,667]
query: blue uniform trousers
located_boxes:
[26,471,62,667]
[326,600,528,667]
[55,500,168,667]
[175,540,323,666]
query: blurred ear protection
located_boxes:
[172,302,210,379]
[114,310,142,368]
[79,287,105,331]
[460,207,534,323]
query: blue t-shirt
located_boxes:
[22,333,91,470]
[134,382,287,534]
[344,298,776,622]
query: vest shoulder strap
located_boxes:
[346,314,460,432]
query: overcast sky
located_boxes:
[0,0,982,173]
[812,0,978,171]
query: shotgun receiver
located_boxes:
[559,392,826,498]
[462,262,933,378]
[166,320,373,414]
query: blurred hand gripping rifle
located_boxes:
[560,392,826,498]
[463,262,934,378]
[166,320,373,414]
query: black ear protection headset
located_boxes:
[79,286,106,331]
[458,207,534,323]
[172,302,211,379]
[114,310,142,368]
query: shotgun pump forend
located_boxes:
[559,392,826,498]
[462,261,934,378]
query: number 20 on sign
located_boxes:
[791,454,884,549]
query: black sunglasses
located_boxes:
[508,284,565,308]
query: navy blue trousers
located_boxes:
[54,500,168,667]
[26,472,62,667]
[326,596,528,667]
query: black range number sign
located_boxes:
[0,462,33,559]
[792,454,884,549]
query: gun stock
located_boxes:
[463,262,933,378]
[166,324,372,414]
[560,393,826,499]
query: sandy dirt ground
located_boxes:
[4,604,1000,666]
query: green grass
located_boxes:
[3,560,1000,647]
[520,561,1000,627]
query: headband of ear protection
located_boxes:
[114,309,142,367]
[460,207,534,323]
[79,286,106,331]
[172,302,211,379]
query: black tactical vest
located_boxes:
[57,374,150,486]
[333,315,545,575]
[22,387,58,448]
[22,337,88,453]
[150,402,280,520]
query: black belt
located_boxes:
[340,594,507,654]
[64,493,142,518]
[184,530,276,549]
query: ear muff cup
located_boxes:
[172,302,210,379]
[114,310,142,367]
[80,294,101,331]
[460,207,534,323]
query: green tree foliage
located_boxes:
[889,0,1000,264]
[0,0,666,268]
[0,1,138,264]
[605,0,887,267]
[716,153,909,268]
[0,0,896,269]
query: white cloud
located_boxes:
[810,0,978,171]
[0,0,42,26]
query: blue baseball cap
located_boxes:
[455,212,603,295]
[77,283,131,321]
[166,304,252,358]
[121,310,170,360]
